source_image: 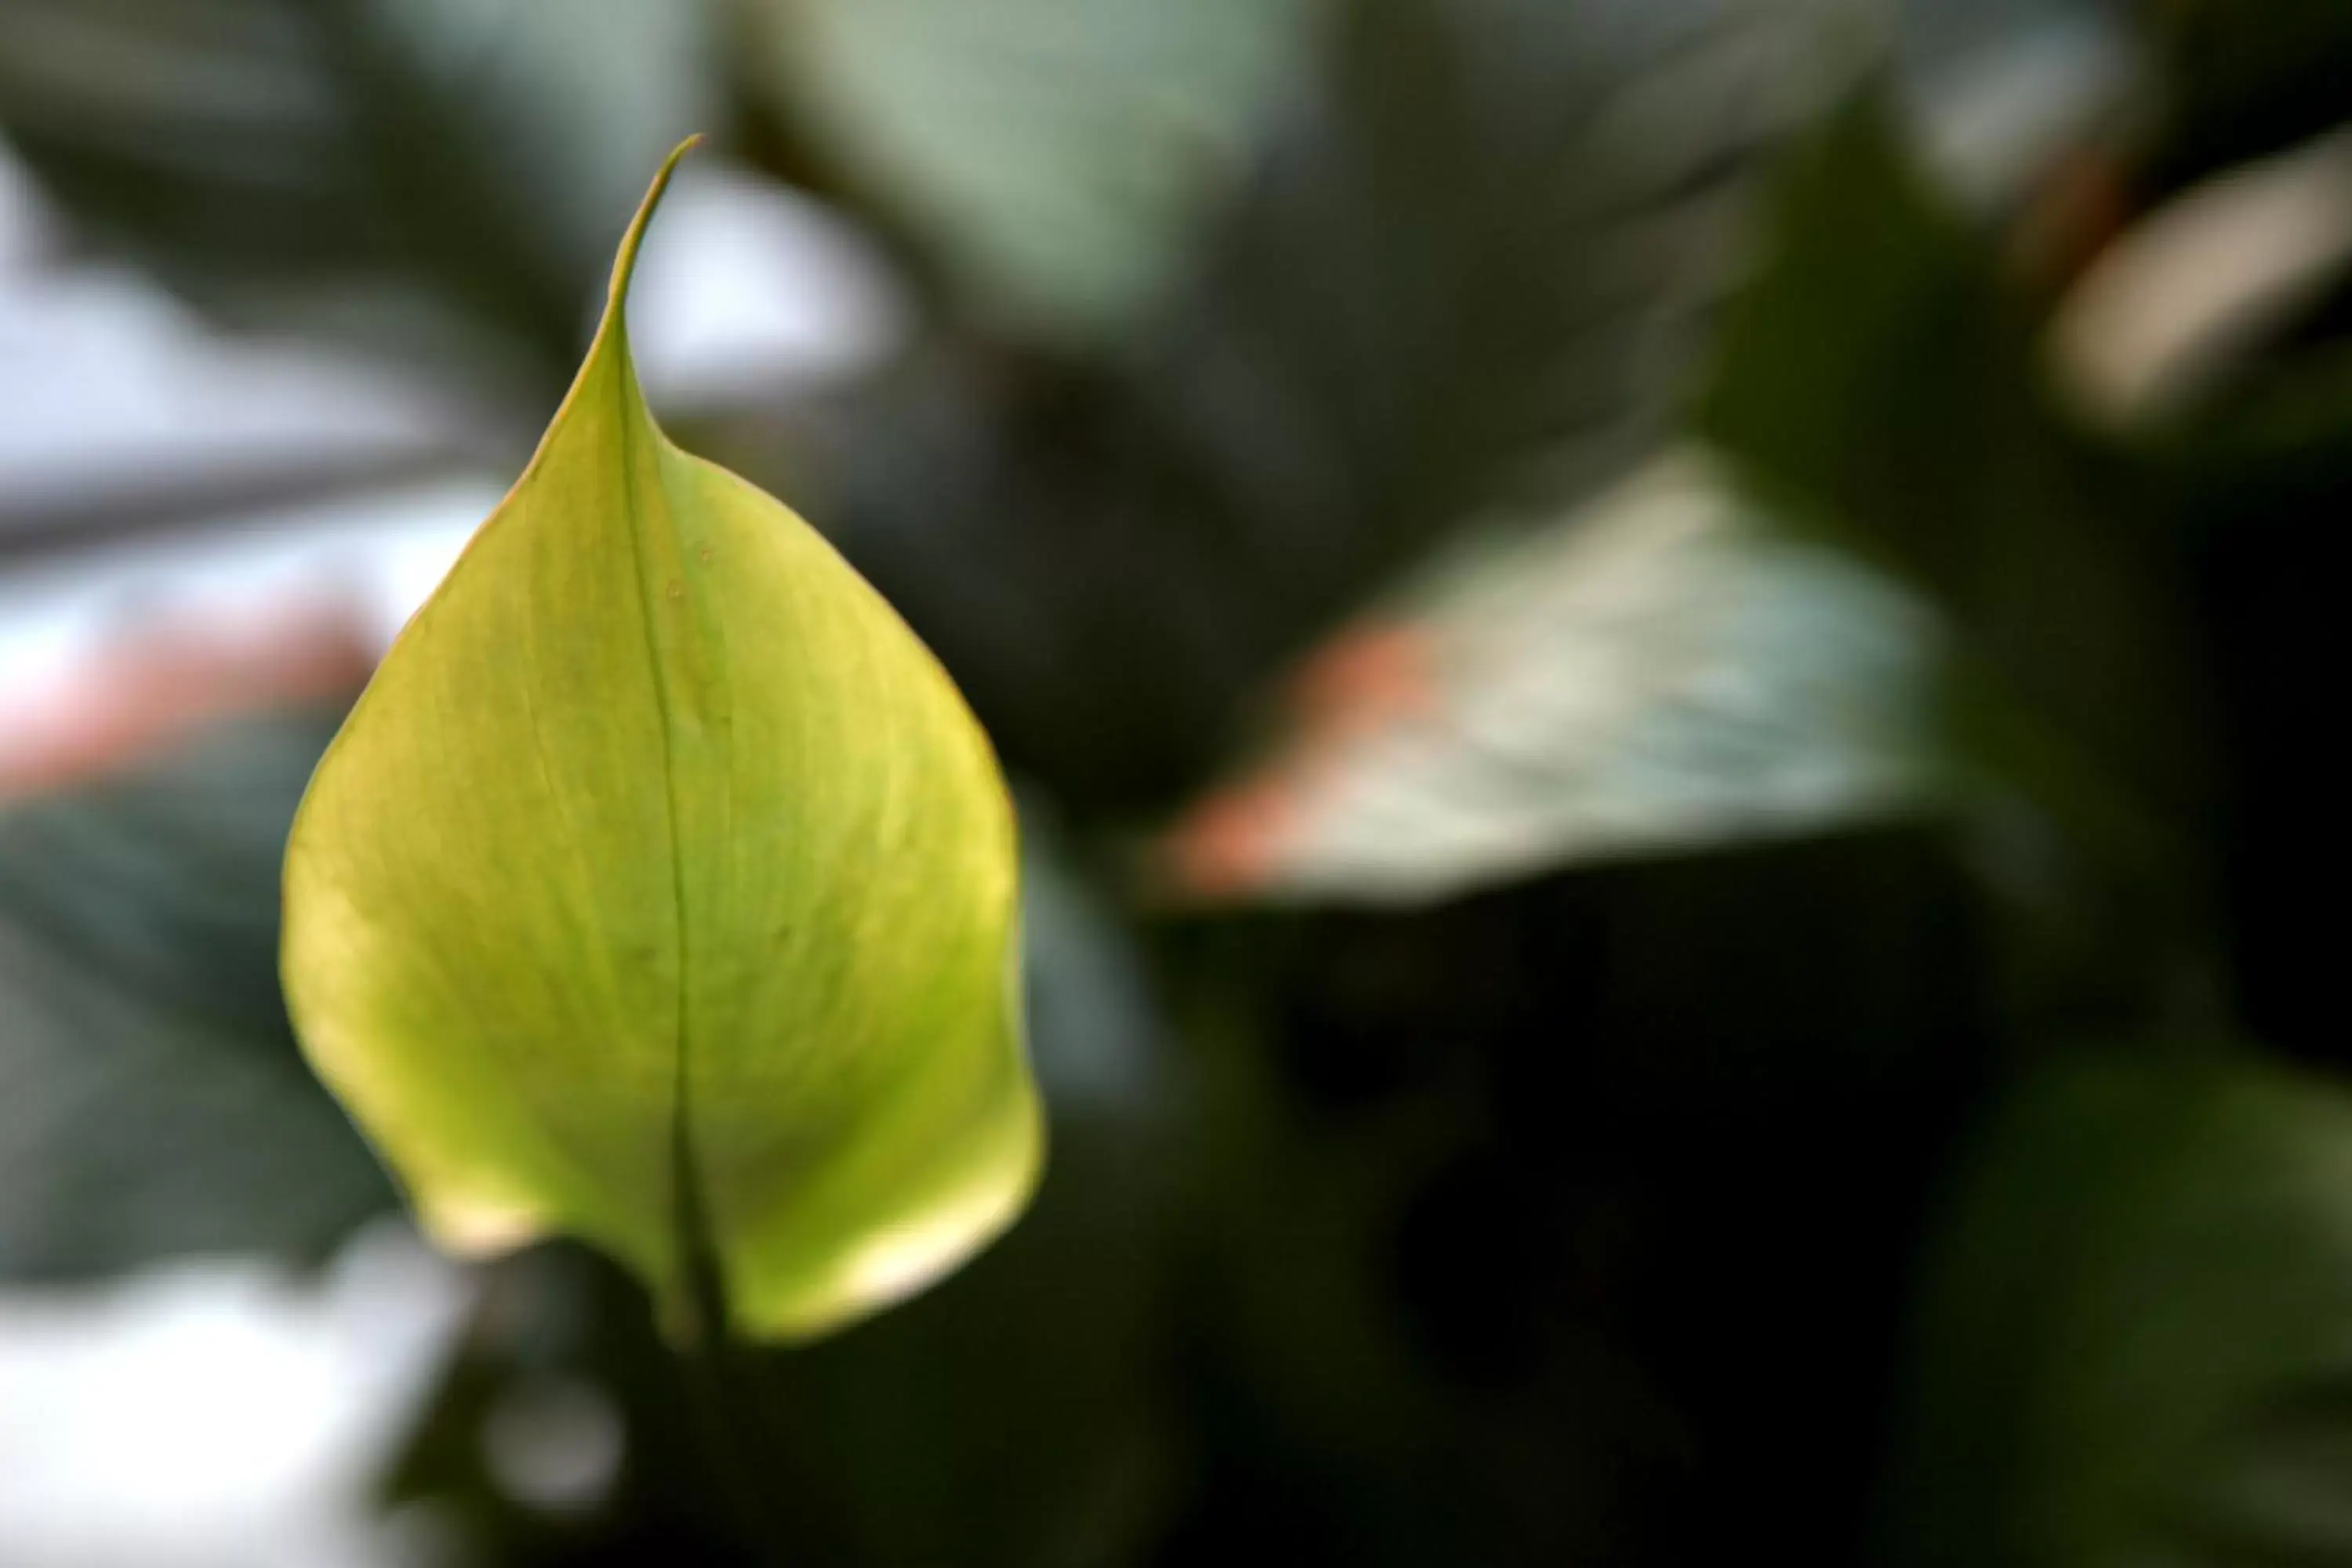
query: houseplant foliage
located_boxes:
[279,140,1040,1343]
[5,1,2352,1563]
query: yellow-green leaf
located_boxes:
[280,140,1041,1342]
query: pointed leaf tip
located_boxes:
[280,146,1041,1341]
[604,134,705,321]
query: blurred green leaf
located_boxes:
[1893,1048,2352,1566]
[824,0,1837,809]
[1695,89,2194,778]
[1156,448,1940,906]
[0,710,392,1280]
[725,0,1315,345]
[0,0,707,394]
[1694,89,2216,1003]
[281,146,1040,1341]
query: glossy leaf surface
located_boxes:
[281,142,1039,1341]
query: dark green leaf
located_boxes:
[826,0,1833,809]
[1694,89,2212,989]
[0,0,706,393]
[0,710,392,1280]
[1893,1048,2352,1566]
[725,0,1314,344]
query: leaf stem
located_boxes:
[670,1126,789,1564]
